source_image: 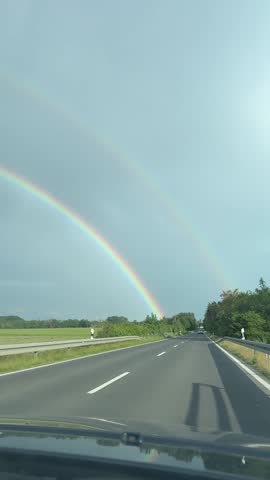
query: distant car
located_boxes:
[197,330,204,334]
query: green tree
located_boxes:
[144,313,159,323]
[256,277,269,293]
[246,311,267,341]
[106,316,129,324]
[204,278,270,341]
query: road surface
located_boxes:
[0,334,270,437]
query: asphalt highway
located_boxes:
[0,334,270,438]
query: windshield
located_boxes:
[1,0,270,463]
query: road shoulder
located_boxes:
[208,335,270,396]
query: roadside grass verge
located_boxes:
[0,328,100,345]
[219,340,270,379]
[0,337,163,374]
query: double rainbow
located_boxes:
[1,73,231,289]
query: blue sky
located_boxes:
[1,0,270,320]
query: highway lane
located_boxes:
[0,334,270,437]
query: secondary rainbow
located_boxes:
[0,165,164,318]
[1,73,231,289]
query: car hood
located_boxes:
[0,413,269,442]
[0,416,270,479]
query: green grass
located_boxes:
[0,337,163,374]
[219,340,270,379]
[0,328,101,345]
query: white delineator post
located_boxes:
[241,327,245,340]
[90,327,94,340]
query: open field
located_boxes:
[0,328,101,345]
[220,339,270,379]
[0,337,163,374]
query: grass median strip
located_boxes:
[0,337,163,374]
[219,340,270,379]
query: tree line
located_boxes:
[96,312,197,338]
[0,317,99,329]
[0,312,197,337]
[204,277,270,341]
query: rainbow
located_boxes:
[1,72,231,290]
[0,165,164,319]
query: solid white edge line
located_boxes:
[0,339,166,378]
[241,443,270,448]
[157,351,166,357]
[87,372,130,394]
[87,417,126,426]
[208,336,270,393]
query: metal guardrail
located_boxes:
[224,336,270,354]
[0,336,142,356]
